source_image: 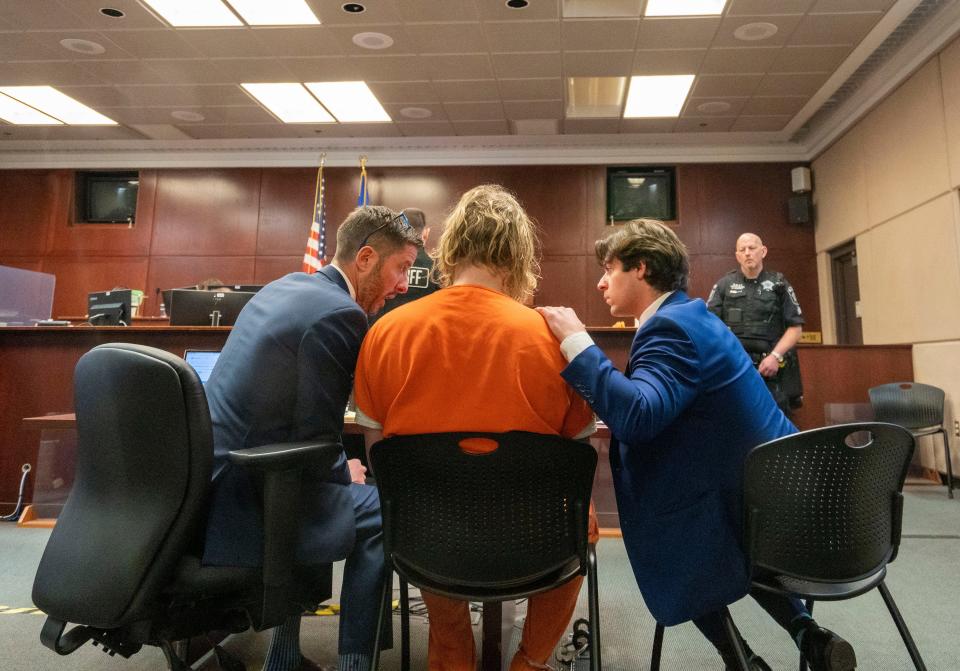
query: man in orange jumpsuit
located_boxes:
[354,184,598,671]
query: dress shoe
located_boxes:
[724,653,772,671]
[799,623,857,671]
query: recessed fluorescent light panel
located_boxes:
[141,0,242,27]
[0,92,63,125]
[226,0,320,25]
[0,86,117,124]
[241,83,335,123]
[644,0,727,16]
[623,75,695,118]
[566,77,626,118]
[304,82,390,123]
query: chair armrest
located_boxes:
[228,439,342,472]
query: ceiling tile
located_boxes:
[701,47,780,74]
[713,14,802,48]
[397,121,457,136]
[683,96,747,117]
[75,59,169,85]
[769,44,852,72]
[25,30,136,59]
[368,81,440,103]
[55,0,170,29]
[811,0,896,13]
[498,78,563,99]
[313,0,403,26]
[485,20,560,52]
[397,0,479,22]
[443,101,505,121]
[403,22,488,54]
[306,123,401,138]
[727,0,814,15]
[492,52,561,78]
[754,71,829,95]
[0,32,75,60]
[280,56,349,81]
[453,120,510,135]
[562,19,639,51]
[0,0,96,30]
[143,59,234,85]
[434,80,502,102]
[674,116,736,131]
[0,124,143,140]
[564,51,634,77]
[0,61,108,85]
[114,84,252,107]
[730,115,792,130]
[562,118,621,134]
[637,17,721,50]
[101,105,274,124]
[633,49,706,75]
[619,118,677,133]
[741,95,807,115]
[183,124,300,139]
[326,24,415,55]
[211,58,296,83]
[789,12,883,46]
[56,86,134,107]
[503,100,563,119]
[691,73,763,97]
[178,28,280,58]
[350,55,429,81]
[250,27,348,57]
[478,2,559,21]
[384,102,448,121]
[100,30,204,59]
[424,54,494,80]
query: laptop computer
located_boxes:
[184,349,221,385]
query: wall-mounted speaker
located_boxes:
[791,166,812,193]
[788,194,813,225]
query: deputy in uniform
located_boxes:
[707,232,804,412]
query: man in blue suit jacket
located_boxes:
[537,220,855,671]
[203,205,422,671]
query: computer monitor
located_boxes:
[88,289,132,326]
[169,289,255,326]
[161,285,262,316]
[183,350,221,384]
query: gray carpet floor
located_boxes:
[1,485,957,670]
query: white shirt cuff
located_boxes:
[572,418,596,440]
[560,331,595,363]
[354,407,382,430]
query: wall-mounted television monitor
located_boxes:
[88,289,132,326]
[169,289,255,327]
[606,167,676,223]
[75,170,139,224]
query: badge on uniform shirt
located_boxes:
[761,280,775,292]
[729,282,745,295]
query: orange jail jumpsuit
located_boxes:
[355,284,599,671]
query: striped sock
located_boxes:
[262,615,302,671]
[338,652,371,671]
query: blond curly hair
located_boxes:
[432,184,540,303]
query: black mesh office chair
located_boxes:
[368,432,601,671]
[650,423,926,671]
[32,343,338,671]
[869,381,954,498]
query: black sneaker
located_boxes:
[799,623,857,671]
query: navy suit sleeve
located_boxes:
[562,316,702,446]
[294,305,368,483]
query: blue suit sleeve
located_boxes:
[562,317,702,446]
[294,305,368,484]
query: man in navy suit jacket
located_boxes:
[203,205,422,671]
[537,220,855,671]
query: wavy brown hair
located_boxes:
[433,184,540,302]
[595,218,689,293]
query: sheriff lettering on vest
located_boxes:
[707,232,804,412]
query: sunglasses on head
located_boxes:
[357,211,411,251]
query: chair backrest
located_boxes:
[32,343,213,629]
[868,382,946,430]
[744,422,914,583]
[370,432,597,601]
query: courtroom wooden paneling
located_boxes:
[0,327,230,504]
[256,168,320,256]
[0,170,58,256]
[150,169,262,256]
[47,170,156,257]
[538,256,590,314]
[41,256,150,318]
[254,256,303,285]
[0,257,44,272]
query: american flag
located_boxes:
[357,156,369,206]
[302,159,326,273]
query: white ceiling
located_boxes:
[1,0,959,167]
